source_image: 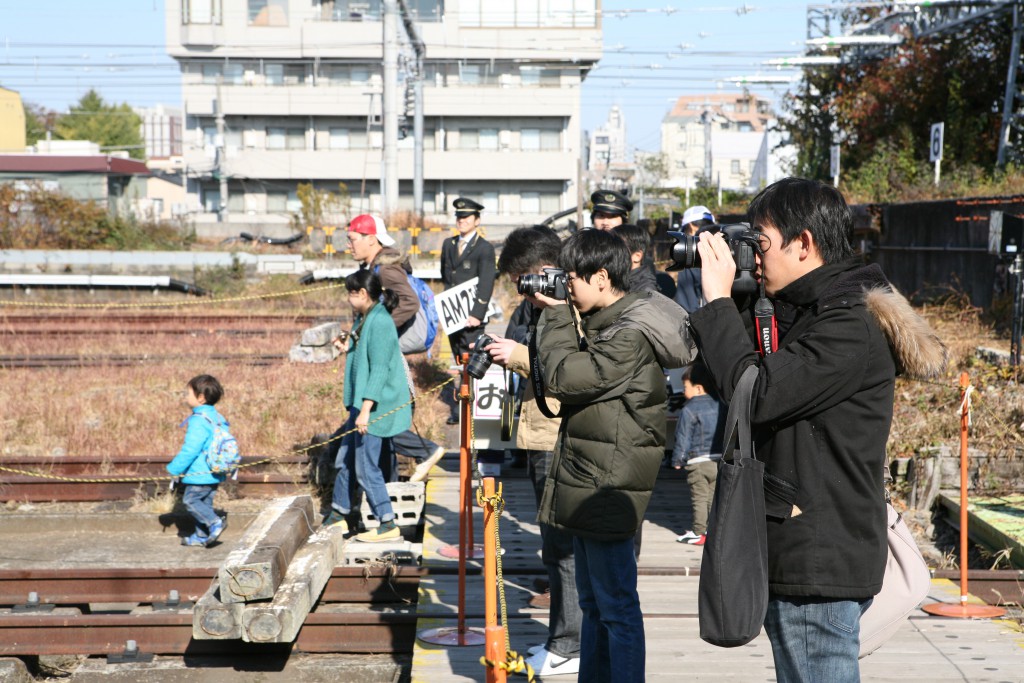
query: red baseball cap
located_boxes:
[348,214,396,247]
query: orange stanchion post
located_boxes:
[922,372,1006,619]
[482,476,507,683]
[418,355,486,647]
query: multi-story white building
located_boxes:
[135,105,184,172]
[166,0,602,236]
[588,104,626,172]
[661,93,773,193]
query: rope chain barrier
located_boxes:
[0,283,345,309]
[0,377,454,484]
[477,485,535,682]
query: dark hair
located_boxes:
[345,268,399,313]
[746,177,854,264]
[497,225,562,277]
[682,360,718,399]
[558,230,631,292]
[611,223,651,259]
[188,374,223,406]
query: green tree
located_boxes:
[23,102,57,147]
[54,90,145,160]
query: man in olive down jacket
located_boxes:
[537,229,692,683]
[690,177,946,682]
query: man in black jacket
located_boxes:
[440,196,496,424]
[689,178,945,682]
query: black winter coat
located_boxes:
[690,260,946,599]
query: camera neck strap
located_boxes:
[753,279,777,356]
[528,321,562,420]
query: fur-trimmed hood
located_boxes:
[371,246,412,273]
[817,263,948,380]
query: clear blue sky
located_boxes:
[0,1,808,153]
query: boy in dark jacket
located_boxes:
[671,360,726,546]
[537,230,692,683]
[691,177,946,682]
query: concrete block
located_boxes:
[218,495,316,603]
[340,540,421,567]
[289,344,339,364]
[300,322,342,347]
[359,482,425,529]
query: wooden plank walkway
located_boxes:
[410,460,1024,682]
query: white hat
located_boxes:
[682,205,715,226]
[348,214,396,247]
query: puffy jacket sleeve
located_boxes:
[538,305,636,405]
[167,415,211,476]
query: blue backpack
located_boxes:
[198,413,241,475]
[374,265,439,355]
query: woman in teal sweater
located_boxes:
[326,269,413,542]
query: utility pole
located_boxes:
[382,0,399,216]
[215,76,228,223]
[397,0,425,226]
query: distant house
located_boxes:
[0,152,150,213]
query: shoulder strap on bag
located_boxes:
[721,365,758,464]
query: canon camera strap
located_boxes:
[754,278,778,356]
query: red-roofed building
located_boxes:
[0,153,150,211]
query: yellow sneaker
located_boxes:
[355,522,400,543]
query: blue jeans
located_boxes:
[764,595,872,683]
[182,484,219,535]
[331,409,395,524]
[574,535,645,683]
[528,451,581,658]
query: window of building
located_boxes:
[224,63,244,85]
[201,63,220,85]
[287,129,306,149]
[595,135,609,145]
[267,191,288,212]
[203,188,221,213]
[460,0,595,27]
[736,101,750,113]
[459,130,479,150]
[540,193,560,214]
[225,129,242,150]
[731,160,741,174]
[520,67,561,87]
[249,0,288,25]
[227,192,244,213]
[329,128,350,149]
[283,64,306,85]
[479,129,498,151]
[738,122,753,133]
[520,192,540,213]
[202,125,217,147]
[182,0,221,24]
[540,129,560,151]
[520,128,540,151]
[460,64,482,85]
[286,190,302,212]
[267,127,286,149]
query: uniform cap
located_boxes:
[348,214,396,247]
[453,197,485,216]
[590,189,633,216]
[682,205,715,226]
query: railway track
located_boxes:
[0,353,288,369]
[0,455,313,501]
[0,314,327,326]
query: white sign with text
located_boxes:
[435,278,479,335]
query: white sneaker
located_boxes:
[525,646,580,676]
[409,447,446,483]
[676,530,700,543]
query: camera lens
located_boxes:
[669,232,701,269]
[466,334,494,380]
[517,273,543,296]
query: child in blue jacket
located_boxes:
[167,374,229,547]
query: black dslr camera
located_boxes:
[517,267,570,301]
[467,333,495,380]
[668,223,762,295]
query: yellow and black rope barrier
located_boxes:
[0,282,345,309]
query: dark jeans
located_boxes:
[574,535,645,683]
[764,595,871,683]
[182,484,219,534]
[391,429,439,463]
[331,410,396,523]
[528,450,581,658]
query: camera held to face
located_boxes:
[668,223,762,295]
[467,333,495,380]
[517,267,570,301]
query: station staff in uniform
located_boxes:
[440,196,497,424]
[590,189,633,230]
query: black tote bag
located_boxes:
[698,365,769,647]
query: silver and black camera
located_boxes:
[517,267,569,301]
